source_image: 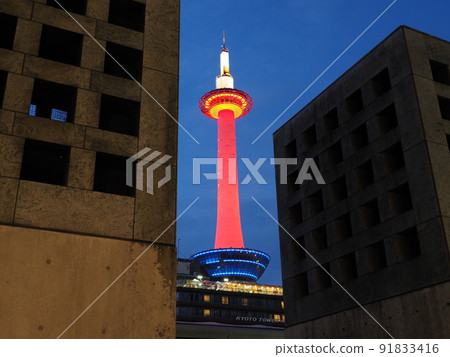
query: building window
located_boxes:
[388,183,413,216]
[289,202,302,228]
[338,253,357,283]
[281,301,285,309]
[429,60,450,85]
[38,25,83,66]
[293,273,309,299]
[46,0,87,15]
[203,294,210,302]
[285,139,297,158]
[291,236,305,262]
[350,124,369,152]
[30,79,77,122]
[308,190,324,216]
[241,298,248,306]
[335,213,352,242]
[376,104,398,135]
[330,176,347,203]
[99,94,140,136]
[94,152,135,197]
[382,143,405,175]
[287,169,299,194]
[20,139,70,186]
[354,160,374,190]
[221,296,229,305]
[104,42,143,81]
[323,107,339,135]
[0,12,18,50]
[303,125,317,150]
[327,142,343,168]
[371,68,391,98]
[314,263,331,291]
[365,241,387,273]
[203,309,211,317]
[312,226,327,252]
[273,314,281,321]
[0,70,7,108]
[395,227,420,262]
[346,89,364,118]
[108,0,145,32]
[359,199,380,229]
[437,96,450,120]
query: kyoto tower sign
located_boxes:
[191,35,270,282]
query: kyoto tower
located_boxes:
[191,34,270,282]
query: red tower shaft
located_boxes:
[215,109,245,249]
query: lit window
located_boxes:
[281,301,285,309]
[204,295,210,302]
[221,296,229,304]
[274,314,281,321]
[241,298,248,306]
[51,108,68,122]
[29,104,36,116]
[203,309,210,317]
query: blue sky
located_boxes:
[175,0,450,285]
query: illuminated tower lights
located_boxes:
[191,34,270,282]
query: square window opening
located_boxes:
[287,169,299,194]
[303,125,317,150]
[289,202,302,228]
[308,190,324,216]
[371,68,391,98]
[350,124,369,152]
[388,183,413,216]
[104,42,143,81]
[294,273,309,299]
[429,60,450,85]
[359,199,380,229]
[354,160,374,190]
[30,79,77,122]
[395,227,421,262]
[382,143,405,175]
[0,12,18,50]
[46,0,87,15]
[330,176,347,203]
[376,104,398,135]
[346,89,364,118]
[312,226,327,252]
[39,25,83,66]
[99,94,140,136]
[437,96,450,120]
[285,139,297,158]
[327,142,343,168]
[335,213,352,242]
[94,152,135,197]
[20,139,70,186]
[338,253,357,283]
[323,107,339,134]
[314,263,331,291]
[291,236,305,262]
[108,0,145,32]
[365,241,387,273]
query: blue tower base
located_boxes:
[190,248,270,282]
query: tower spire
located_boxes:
[216,31,234,89]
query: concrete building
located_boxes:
[0,0,179,338]
[273,26,450,338]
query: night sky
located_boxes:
[175,0,450,285]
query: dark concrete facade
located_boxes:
[0,0,179,338]
[273,26,450,338]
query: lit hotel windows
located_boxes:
[203,295,210,303]
[221,296,229,305]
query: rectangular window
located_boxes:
[354,160,374,190]
[388,183,413,216]
[395,227,420,262]
[285,139,297,158]
[350,123,369,152]
[203,309,211,317]
[314,263,331,291]
[437,96,450,120]
[376,104,398,135]
[359,199,380,229]
[338,253,357,282]
[0,12,18,50]
[30,79,77,122]
[20,139,70,186]
[221,296,229,305]
[46,0,87,15]
[287,169,299,194]
[308,190,324,216]
[429,60,450,85]
[109,0,145,32]
[303,125,317,150]
[371,68,391,98]
[327,142,343,168]
[293,273,309,299]
[0,70,7,108]
[346,89,364,118]
[323,107,339,134]
[241,298,248,306]
[203,294,210,303]
[99,94,140,136]
[382,143,405,175]
[289,202,302,228]
[335,213,352,242]
[312,226,327,252]
[39,25,83,66]
[330,176,347,203]
[104,42,143,81]
[365,241,387,272]
[94,152,135,197]
[291,236,305,262]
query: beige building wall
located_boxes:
[0,0,179,338]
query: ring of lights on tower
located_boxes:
[199,88,253,120]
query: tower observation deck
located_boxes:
[191,34,270,282]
